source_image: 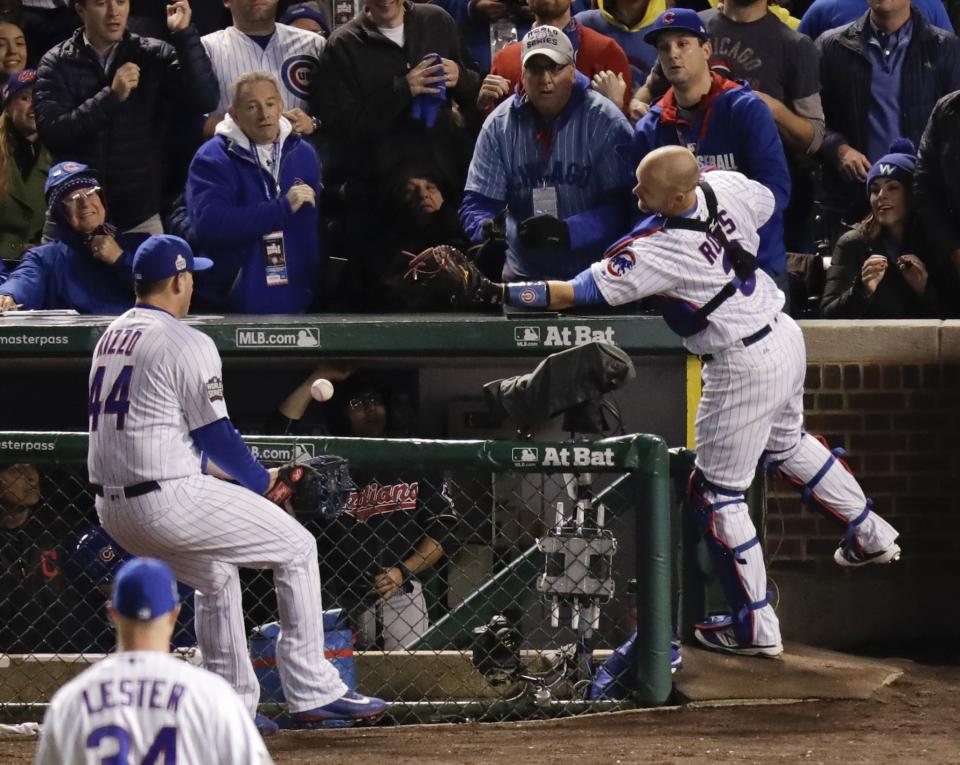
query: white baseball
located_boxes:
[310,378,335,402]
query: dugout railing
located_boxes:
[0,431,678,723]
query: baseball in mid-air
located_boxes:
[311,378,335,402]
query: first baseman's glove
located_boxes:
[265,455,356,521]
[403,245,503,308]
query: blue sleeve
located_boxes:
[797,2,824,39]
[570,267,605,305]
[737,95,791,213]
[186,143,293,248]
[566,197,629,250]
[916,0,953,32]
[459,190,505,242]
[190,417,270,495]
[0,249,49,309]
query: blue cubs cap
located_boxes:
[280,2,329,34]
[72,526,130,585]
[865,138,917,197]
[3,69,36,107]
[643,9,709,45]
[45,160,100,210]
[132,234,213,284]
[111,558,179,621]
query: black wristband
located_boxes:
[397,562,415,582]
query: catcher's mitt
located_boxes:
[265,455,356,521]
[403,245,503,308]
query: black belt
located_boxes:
[700,323,773,363]
[92,481,161,499]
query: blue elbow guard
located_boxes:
[504,281,550,309]
[571,268,603,305]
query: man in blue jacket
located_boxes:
[0,162,147,313]
[461,25,634,283]
[186,71,323,314]
[626,9,791,300]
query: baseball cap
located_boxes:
[865,138,917,195]
[72,526,130,585]
[132,234,213,284]
[2,68,35,107]
[280,2,329,34]
[643,9,709,45]
[44,161,100,209]
[111,558,179,621]
[520,26,574,68]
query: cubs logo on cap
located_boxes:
[2,69,37,106]
[643,8,709,44]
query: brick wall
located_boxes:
[766,362,960,575]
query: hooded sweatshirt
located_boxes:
[186,114,323,313]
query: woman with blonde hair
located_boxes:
[0,68,50,263]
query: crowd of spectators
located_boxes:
[0,0,958,320]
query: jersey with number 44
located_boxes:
[87,306,228,486]
[34,651,272,765]
[591,170,785,356]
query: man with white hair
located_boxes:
[186,71,324,313]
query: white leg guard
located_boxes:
[690,472,781,648]
[770,432,899,555]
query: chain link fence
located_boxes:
[0,433,674,724]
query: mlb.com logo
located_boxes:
[514,326,541,347]
[512,447,540,466]
[247,442,315,464]
[236,327,320,348]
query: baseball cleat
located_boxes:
[694,626,783,658]
[289,690,387,727]
[834,541,901,568]
[254,713,279,737]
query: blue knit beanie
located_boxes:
[865,138,917,196]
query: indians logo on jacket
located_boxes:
[346,481,419,522]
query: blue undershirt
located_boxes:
[866,18,911,163]
[190,417,269,494]
[570,267,604,305]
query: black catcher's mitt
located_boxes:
[265,455,356,521]
[403,245,503,308]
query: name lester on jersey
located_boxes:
[82,678,187,716]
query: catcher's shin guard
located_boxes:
[688,469,772,646]
[762,432,898,557]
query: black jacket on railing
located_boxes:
[915,90,960,260]
[817,10,960,218]
[34,27,218,230]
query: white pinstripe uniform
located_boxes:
[201,23,325,115]
[35,652,272,765]
[87,306,347,716]
[593,170,899,647]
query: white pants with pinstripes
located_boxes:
[695,314,898,646]
[96,474,347,716]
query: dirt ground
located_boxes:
[3,657,959,765]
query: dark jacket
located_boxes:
[819,225,946,318]
[34,27,218,230]
[915,90,960,257]
[310,1,480,204]
[817,10,960,213]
